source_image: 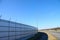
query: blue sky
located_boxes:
[0,0,60,29]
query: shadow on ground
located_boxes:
[27,32,48,40]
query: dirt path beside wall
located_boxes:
[39,31,57,40]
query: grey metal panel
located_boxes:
[0,27,8,31]
[16,36,21,39]
[16,24,22,27]
[0,37,8,40]
[0,20,9,26]
[9,36,15,40]
[16,32,20,35]
[9,32,15,36]
[10,27,15,31]
[0,32,8,37]
[8,22,15,27]
[16,28,21,31]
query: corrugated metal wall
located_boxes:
[0,19,38,40]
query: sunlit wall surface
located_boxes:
[0,19,38,40]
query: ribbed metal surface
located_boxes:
[0,19,38,40]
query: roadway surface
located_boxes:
[51,32,60,40]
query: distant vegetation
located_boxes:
[39,27,60,32]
